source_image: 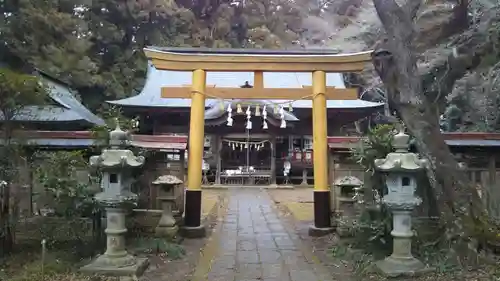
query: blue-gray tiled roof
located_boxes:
[108,63,384,110]
[9,72,105,126]
[445,140,500,147]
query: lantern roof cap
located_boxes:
[89,150,145,169]
[109,119,131,148]
[374,151,427,173]
[374,125,427,172]
[393,124,410,153]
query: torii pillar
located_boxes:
[182,69,207,238]
[308,70,334,236]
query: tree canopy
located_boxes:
[0,0,314,113]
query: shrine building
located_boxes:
[107,47,383,188]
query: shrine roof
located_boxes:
[3,70,105,126]
[146,46,344,56]
[107,63,383,110]
[445,140,500,147]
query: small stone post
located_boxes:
[374,128,427,277]
[80,122,148,279]
[333,176,363,237]
[153,175,183,238]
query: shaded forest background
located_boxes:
[1,0,497,133]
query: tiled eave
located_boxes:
[2,131,187,149]
[4,131,500,150]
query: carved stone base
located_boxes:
[180,225,206,238]
[375,255,427,277]
[80,254,149,278]
[308,225,335,237]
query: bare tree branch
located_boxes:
[404,0,422,19]
[420,8,500,103]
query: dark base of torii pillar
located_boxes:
[180,189,206,238]
[308,190,336,237]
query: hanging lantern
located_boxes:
[245,142,249,148]
[237,103,243,114]
[231,143,235,150]
[246,106,251,116]
[255,105,261,116]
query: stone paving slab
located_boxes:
[201,189,222,220]
[267,189,315,222]
[194,188,333,281]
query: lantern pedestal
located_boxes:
[375,200,425,277]
[80,203,149,278]
[156,197,179,238]
[375,253,425,277]
[80,256,148,279]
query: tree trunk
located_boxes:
[0,121,15,257]
[0,182,13,257]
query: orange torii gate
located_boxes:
[144,47,372,237]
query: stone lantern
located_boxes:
[373,128,427,277]
[152,175,183,238]
[80,122,148,278]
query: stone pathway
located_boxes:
[197,188,333,281]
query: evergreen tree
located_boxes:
[0,0,307,113]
